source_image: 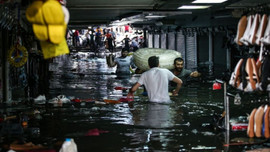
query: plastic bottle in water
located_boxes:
[59,138,78,152]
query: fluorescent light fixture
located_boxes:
[178,5,211,9]
[192,0,227,3]
[145,15,166,18]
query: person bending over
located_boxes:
[128,56,182,103]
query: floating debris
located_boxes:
[191,145,216,150]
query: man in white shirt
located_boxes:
[128,56,182,103]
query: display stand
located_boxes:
[215,79,230,131]
[215,79,230,151]
[215,79,242,151]
[215,79,270,151]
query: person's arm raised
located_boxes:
[106,54,117,67]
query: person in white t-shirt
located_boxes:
[127,56,182,103]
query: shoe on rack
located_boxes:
[34,95,46,104]
[48,97,60,104]
[57,95,71,103]
[34,95,46,101]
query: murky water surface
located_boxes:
[3,52,270,152]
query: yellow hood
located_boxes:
[25,1,45,24]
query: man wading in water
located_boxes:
[107,48,136,78]
[170,57,201,87]
[128,56,182,103]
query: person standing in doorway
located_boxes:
[74,30,80,46]
[125,23,130,33]
[131,37,139,52]
[95,30,102,49]
[107,34,114,52]
[110,28,116,49]
[122,35,131,51]
[89,29,96,51]
[85,29,91,48]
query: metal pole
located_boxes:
[226,96,230,130]
[224,82,230,151]
[224,82,230,131]
[2,30,11,103]
[166,33,169,49]
[226,30,231,71]
[194,32,198,70]
[268,92,270,101]
[152,33,155,48]
[209,31,213,75]
[226,48,231,71]
[175,32,177,51]
[143,29,147,47]
[159,33,162,49]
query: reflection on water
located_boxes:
[21,52,267,152]
[132,103,177,128]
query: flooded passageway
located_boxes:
[1,52,269,152]
[1,0,270,151]
[35,52,265,152]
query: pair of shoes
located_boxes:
[34,95,46,101]
[48,97,60,104]
[48,95,71,104]
[34,95,46,104]
[57,95,71,103]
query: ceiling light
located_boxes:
[145,15,166,18]
[192,0,227,3]
[178,5,211,9]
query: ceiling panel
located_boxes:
[228,0,270,8]
[67,0,157,6]
[63,0,270,28]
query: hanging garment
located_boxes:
[244,57,260,92]
[256,45,265,77]
[240,15,254,46]
[239,57,248,90]
[234,15,247,45]
[258,51,270,91]
[229,58,243,89]
[263,106,270,138]
[248,105,270,138]
[229,57,260,92]
[261,16,270,45]
[247,108,257,138]
[254,105,265,138]
[255,14,268,46]
[247,14,261,45]
[26,0,70,59]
